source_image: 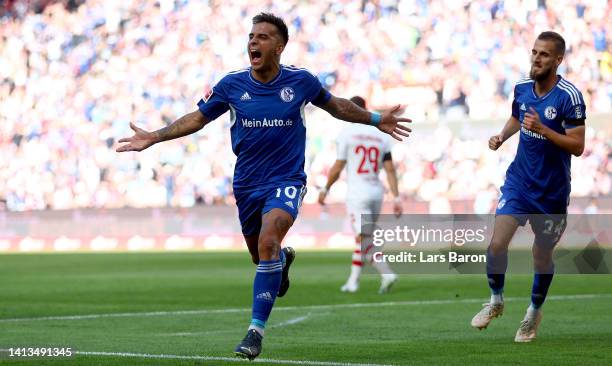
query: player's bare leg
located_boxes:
[235,209,294,360]
[258,209,293,260]
[472,215,519,330]
[244,234,260,265]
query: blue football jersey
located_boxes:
[504,76,586,211]
[197,65,331,192]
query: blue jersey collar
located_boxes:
[531,75,562,100]
[248,66,283,86]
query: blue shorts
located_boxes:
[496,185,567,247]
[234,184,306,236]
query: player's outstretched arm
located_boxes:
[523,107,585,156]
[489,116,521,151]
[318,96,412,141]
[383,160,402,217]
[116,111,209,152]
[318,159,346,205]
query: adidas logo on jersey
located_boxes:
[240,92,251,101]
[520,103,527,111]
[284,201,294,209]
[256,292,273,302]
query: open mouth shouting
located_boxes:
[250,49,263,66]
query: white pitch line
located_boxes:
[75,351,396,366]
[160,329,236,337]
[270,314,311,328]
[161,313,320,337]
[0,307,248,323]
[1,293,611,323]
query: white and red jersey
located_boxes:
[336,124,392,201]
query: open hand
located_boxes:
[378,105,412,141]
[116,123,157,152]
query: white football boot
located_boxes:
[471,302,504,330]
[515,309,543,342]
[378,273,398,294]
[340,281,359,293]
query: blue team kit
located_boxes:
[197,65,331,234]
[497,76,586,239]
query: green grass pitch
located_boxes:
[1,252,611,365]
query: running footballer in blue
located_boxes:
[472,31,586,343]
[116,13,411,359]
[197,65,330,235]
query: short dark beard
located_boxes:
[529,66,552,82]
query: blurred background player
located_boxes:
[471,32,586,343]
[116,13,411,360]
[319,96,401,294]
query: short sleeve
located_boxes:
[303,70,331,106]
[197,77,230,121]
[560,86,586,128]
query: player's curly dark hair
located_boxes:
[252,12,289,46]
[537,31,566,56]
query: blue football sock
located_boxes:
[531,268,554,309]
[487,274,505,295]
[250,259,282,335]
[486,248,507,295]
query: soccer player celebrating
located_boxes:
[318,96,400,294]
[470,32,586,342]
[116,13,411,359]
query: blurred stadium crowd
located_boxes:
[0,0,610,212]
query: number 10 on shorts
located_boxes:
[275,185,306,208]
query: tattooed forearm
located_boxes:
[322,96,371,124]
[152,111,207,143]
